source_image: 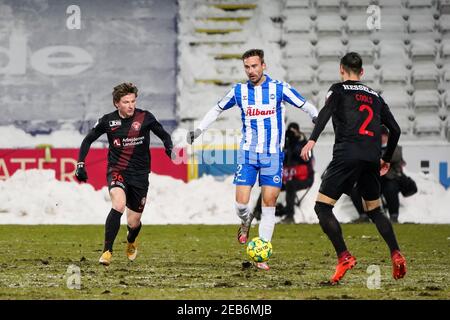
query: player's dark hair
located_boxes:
[242,49,264,64]
[112,82,138,105]
[340,52,363,75]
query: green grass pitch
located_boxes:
[0,224,449,299]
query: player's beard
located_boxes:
[249,73,263,85]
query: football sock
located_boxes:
[235,202,250,222]
[367,207,400,253]
[127,222,142,243]
[315,202,348,257]
[103,208,122,253]
[259,206,276,242]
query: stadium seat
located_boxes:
[316,0,343,11]
[316,37,345,62]
[390,107,415,135]
[315,14,344,36]
[414,113,443,137]
[407,10,437,33]
[413,89,441,113]
[317,62,341,84]
[411,61,440,89]
[284,13,313,33]
[345,13,374,35]
[438,0,450,14]
[442,38,450,58]
[378,0,405,8]
[285,0,310,9]
[360,64,379,86]
[445,90,450,110]
[287,65,316,84]
[346,0,373,10]
[376,39,411,68]
[409,37,438,61]
[347,37,376,64]
[381,87,413,110]
[439,14,450,33]
[406,0,434,8]
[444,69,450,83]
[285,40,315,58]
[370,13,407,43]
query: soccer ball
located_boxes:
[246,237,272,262]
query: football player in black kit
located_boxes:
[301,52,407,284]
[75,82,173,266]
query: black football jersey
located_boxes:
[78,108,172,175]
[310,80,401,163]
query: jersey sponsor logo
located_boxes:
[122,136,144,147]
[132,121,141,131]
[246,107,276,117]
[113,138,122,147]
[342,84,379,97]
[109,120,121,127]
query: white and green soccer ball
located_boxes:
[246,237,272,262]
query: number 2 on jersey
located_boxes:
[358,104,374,137]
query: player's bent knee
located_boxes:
[262,198,277,207]
[314,201,334,217]
[366,206,383,221]
[363,199,381,211]
[112,203,126,213]
[127,220,140,229]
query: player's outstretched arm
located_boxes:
[187,86,236,144]
[186,105,224,144]
[76,129,103,182]
[281,83,318,121]
[149,116,174,159]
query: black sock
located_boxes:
[127,222,142,243]
[315,202,348,257]
[103,208,122,253]
[367,207,400,253]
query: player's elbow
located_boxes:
[391,123,401,139]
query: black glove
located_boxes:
[75,162,88,182]
[165,146,174,160]
[312,116,317,124]
[186,129,202,145]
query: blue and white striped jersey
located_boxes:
[214,74,317,154]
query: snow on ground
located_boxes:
[0,169,448,224]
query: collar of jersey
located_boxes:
[116,110,135,120]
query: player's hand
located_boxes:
[301,140,315,161]
[165,146,175,160]
[75,162,88,182]
[380,159,390,176]
[187,129,202,144]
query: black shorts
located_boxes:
[107,171,149,213]
[319,159,380,201]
